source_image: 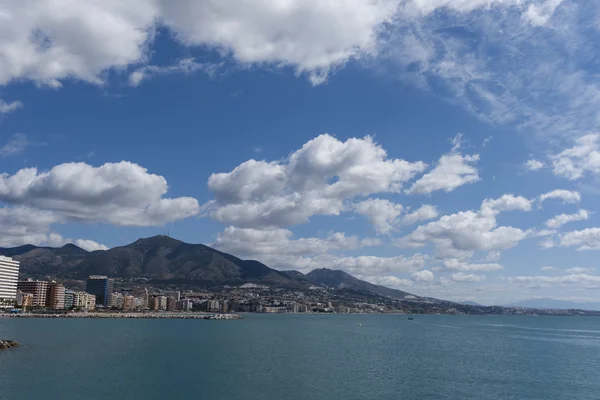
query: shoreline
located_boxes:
[0,312,242,320]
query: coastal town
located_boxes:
[2,255,600,317]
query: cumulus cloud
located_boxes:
[401,205,438,226]
[525,159,544,171]
[539,189,581,204]
[203,134,426,228]
[411,269,434,282]
[398,194,532,253]
[353,198,403,234]
[545,209,589,229]
[45,233,108,252]
[0,0,401,87]
[406,135,480,194]
[560,228,600,251]
[0,206,106,250]
[0,161,200,226]
[211,225,426,276]
[551,134,600,180]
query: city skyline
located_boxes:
[2,1,600,305]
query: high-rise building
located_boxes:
[0,255,20,308]
[46,281,66,309]
[17,279,48,307]
[85,276,113,307]
[64,290,76,309]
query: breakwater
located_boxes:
[0,312,242,320]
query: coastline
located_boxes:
[0,312,242,320]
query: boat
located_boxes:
[408,312,414,320]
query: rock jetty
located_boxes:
[1,312,242,320]
[0,340,19,350]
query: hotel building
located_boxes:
[0,255,20,308]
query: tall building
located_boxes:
[0,255,20,308]
[64,290,76,309]
[46,282,66,309]
[86,275,113,307]
[17,279,48,307]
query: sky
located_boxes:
[1,0,600,305]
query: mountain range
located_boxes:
[509,298,600,311]
[1,235,414,300]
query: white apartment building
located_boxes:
[0,255,20,308]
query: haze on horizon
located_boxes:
[2,0,600,306]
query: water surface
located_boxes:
[1,314,599,400]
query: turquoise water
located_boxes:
[1,314,599,399]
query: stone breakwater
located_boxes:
[1,313,242,320]
[0,340,19,350]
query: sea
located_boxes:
[1,314,599,400]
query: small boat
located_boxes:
[408,312,414,320]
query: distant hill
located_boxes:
[305,268,413,299]
[510,298,600,311]
[0,236,416,299]
[460,301,483,306]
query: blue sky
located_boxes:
[1,0,600,304]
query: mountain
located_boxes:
[510,298,600,311]
[305,268,413,299]
[3,236,297,287]
[1,236,418,300]
[460,301,483,306]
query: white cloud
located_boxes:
[211,225,426,276]
[560,228,600,251]
[545,209,589,229]
[411,269,434,282]
[353,198,403,234]
[450,272,485,283]
[406,135,479,194]
[358,275,413,289]
[565,267,595,274]
[0,0,400,87]
[540,266,558,272]
[0,161,200,226]
[538,237,556,249]
[401,204,438,226]
[213,226,377,258]
[480,194,533,216]
[203,134,426,228]
[442,259,503,272]
[525,159,544,171]
[129,58,221,86]
[0,99,22,114]
[539,189,581,204]
[0,206,106,250]
[0,133,29,157]
[399,194,532,253]
[0,1,158,87]
[45,233,108,252]
[551,134,600,180]
[484,251,501,262]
